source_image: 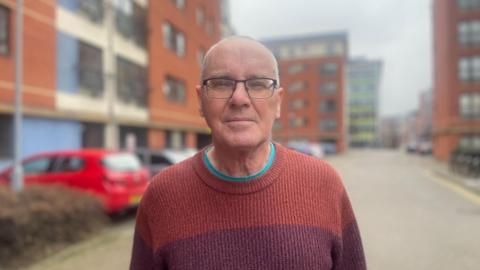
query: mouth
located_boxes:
[225,117,254,123]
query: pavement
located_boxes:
[23,216,136,270]
[417,153,480,196]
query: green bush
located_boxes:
[0,184,107,269]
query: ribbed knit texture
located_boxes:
[130,143,366,270]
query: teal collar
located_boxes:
[203,142,276,182]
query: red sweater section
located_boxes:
[130,143,366,270]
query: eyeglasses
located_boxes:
[202,78,278,99]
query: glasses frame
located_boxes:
[202,77,278,99]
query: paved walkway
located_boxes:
[418,154,480,196]
[24,218,135,270]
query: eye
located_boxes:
[247,79,271,90]
[208,79,234,89]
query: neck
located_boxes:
[208,141,271,177]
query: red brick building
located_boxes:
[433,0,480,160]
[0,0,56,110]
[0,0,223,167]
[148,0,221,150]
[264,33,348,154]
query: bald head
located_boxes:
[200,36,280,85]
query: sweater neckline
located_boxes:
[203,142,276,182]
[193,142,287,195]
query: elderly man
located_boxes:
[130,36,366,270]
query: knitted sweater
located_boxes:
[130,143,366,270]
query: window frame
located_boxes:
[78,41,104,97]
[0,5,9,56]
[319,119,338,132]
[320,62,339,75]
[319,82,338,95]
[164,75,187,103]
[287,80,307,92]
[116,56,148,107]
[163,21,186,57]
[458,56,480,81]
[459,92,480,118]
[78,0,104,24]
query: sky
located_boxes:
[228,0,433,117]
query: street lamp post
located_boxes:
[12,0,23,192]
[105,0,119,150]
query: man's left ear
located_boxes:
[275,87,284,118]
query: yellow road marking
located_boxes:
[422,169,480,206]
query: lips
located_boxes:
[224,116,255,123]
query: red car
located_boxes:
[0,149,149,214]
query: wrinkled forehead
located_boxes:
[202,39,277,79]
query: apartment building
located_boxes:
[0,0,222,168]
[433,0,480,160]
[263,32,348,154]
[347,58,382,148]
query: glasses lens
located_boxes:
[206,79,235,98]
[246,79,275,98]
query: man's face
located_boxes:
[196,39,284,150]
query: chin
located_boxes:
[221,133,268,150]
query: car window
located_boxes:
[151,155,172,164]
[52,156,85,172]
[102,153,141,172]
[23,157,52,175]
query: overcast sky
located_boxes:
[228,0,432,117]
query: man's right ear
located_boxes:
[195,85,204,117]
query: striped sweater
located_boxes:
[130,143,366,270]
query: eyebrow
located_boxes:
[205,73,273,80]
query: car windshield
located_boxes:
[102,153,141,172]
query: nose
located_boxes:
[229,81,251,106]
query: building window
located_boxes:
[117,56,148,107]
[164,76,186,103]
[459,135,480,150]
[319,119,337,132]
[319,82,338,94]
[458,56,480,81]
[289,117,307,128]
[320,63,338,75]
[163,22,186,57]
[457,0,480,10]
[115,0,146,48]
[78,0,104,23]
[289,99,308,110]
[287,81,307,92]
[319,100,337,113]
[288,63,308,74]
[459,92,480,118]
[458,20,480,46]
[172,0,186,10]
[0,115,12,160]
[0,5,9,55]
[196,6,205,26]
[78,41,103,97]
